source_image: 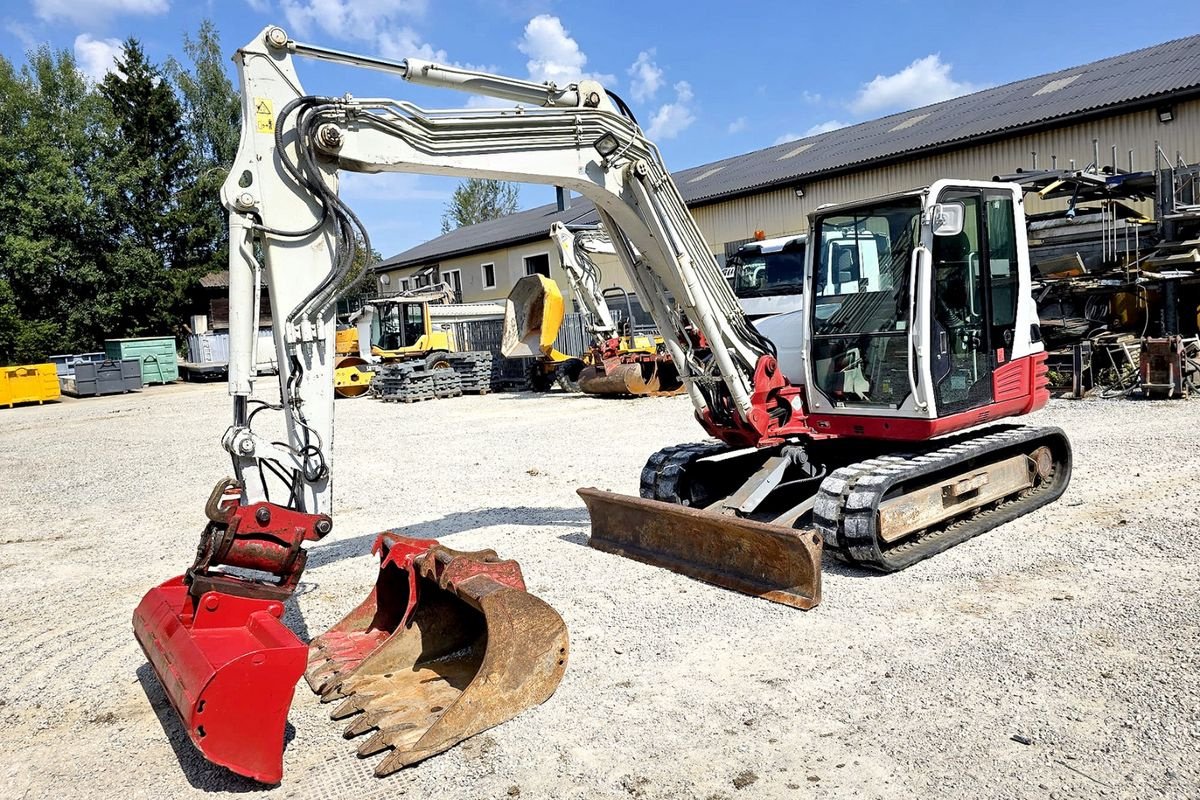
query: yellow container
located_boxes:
[0,363,61,408]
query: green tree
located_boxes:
[167,19,241,286]
[0,46,104,361]
[440,178,520,234]
[88,39,192,342]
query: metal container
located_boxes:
[60,358,143,397]
[0,363,61,407]
[48,352,105,377]
[104,337,179,385]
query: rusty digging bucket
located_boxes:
[306,533,569,776]
[577,356,684,397]
[578,488,822,609]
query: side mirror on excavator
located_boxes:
[931,202,966,237]
[502,274,568,359]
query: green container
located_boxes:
[104,337,179,385]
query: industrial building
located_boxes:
[372,34,1200,305]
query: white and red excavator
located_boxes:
[133,26,1071,786]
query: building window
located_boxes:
[524,253,551,278]
[442,269,463,302]
[400,278,411,291]
[481,262,496,289]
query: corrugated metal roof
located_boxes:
[377,201,599,270]
[200,271,230,288]
[379,33,1200,269]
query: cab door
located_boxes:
[929,187,1020,416]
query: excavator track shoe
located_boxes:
[579,487,822,609]
[815,425,1072,571]
[306,533,569,776]
[132,577,308,784]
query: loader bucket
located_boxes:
[579,487,822,609]
[306,533,569,776]
[502,274,567,359]
[132,576,308,784]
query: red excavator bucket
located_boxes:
[132,576,308,784]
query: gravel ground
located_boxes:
[0,382,1196,800]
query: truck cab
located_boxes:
[725,234,808,319]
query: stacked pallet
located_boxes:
[375,363,463,403]
[445,351,494,394]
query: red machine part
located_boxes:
[133,478,335,784]
[133,579,306,784]
[700,351,1050,448]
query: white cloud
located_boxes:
[646,80,695,140]
[800,90,821,104]
[850,54,982,115]
[279,1,446,66]
[34,0,168,25]
[627,50,663,103]
[376,25,447,62]
[727,116,747,134]
[774,132,801,146]
[280,0,429,39]
[518,14,612,85]
[805,119,848,136]
[5,21,37,49]
[244,0,271,11]
[339,171,451,202]
[74,34,123,82]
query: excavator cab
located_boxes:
[804,180,1047,435]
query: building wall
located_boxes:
[692,99,1200,251]
[378,98,1200,304]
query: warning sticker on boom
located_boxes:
[255,98,274,133]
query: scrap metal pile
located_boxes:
[998,151,1200,398]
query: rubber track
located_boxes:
[639,441,730,504]
[813,425,1071,572]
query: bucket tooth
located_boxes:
[356,731,393,757]
[343,713,379,738]
[304,533,568,774]
[331,696,364,720]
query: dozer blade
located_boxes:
[306,533,568,776]
[132,577,308,784]
[579,487,822,609]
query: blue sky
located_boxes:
[3,0,1198,258]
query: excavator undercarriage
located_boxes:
[584,425,1071,606]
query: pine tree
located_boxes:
[440,178,520,234]
[167,20,241,286]
[90,39,191,341]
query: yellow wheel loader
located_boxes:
[333,286,456,397]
